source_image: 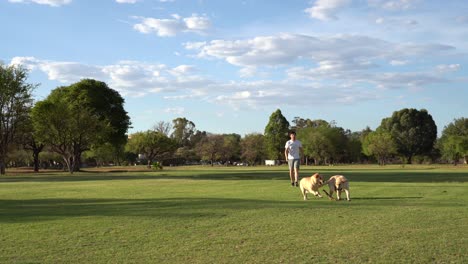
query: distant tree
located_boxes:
[85,143,125,167]
[241,133,266,165]
[439,118,468,165]
[195,134,224,166]
[362,130,397,165]
[346,130,364,163]
[21,118,44,172]
[264,109,290,160]
[219,134,241,163]
[0,64,35,174]
[171,117,196,147]
[153,121,172,136]
[298,125,348,165]
[126,131,178,168]
[379,108,437,164]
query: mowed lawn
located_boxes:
[1,165,467,263]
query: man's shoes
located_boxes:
[295,182,299,187]
[291,182,295,187]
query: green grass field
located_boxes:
[1,165,467,263]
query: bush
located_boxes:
[152,162,163,170]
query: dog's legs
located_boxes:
[344,189,351,201]
[313,190,323,198]
[300,186,307,200]
[337,190,342,201]
[328,189,334,200]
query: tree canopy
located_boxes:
[0,64,35,174]
[264,109,290,160]
[31,79,130,173]
[379,108,437,164]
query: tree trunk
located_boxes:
[0,160,5,175]
[33,151,40,172]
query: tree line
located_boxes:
[1,64,467,174]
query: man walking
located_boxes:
[285,131,303,187]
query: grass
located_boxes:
[1,165,467,263]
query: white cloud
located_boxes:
[164,107,185,115]
[375,17,419,29]
[239,67,257,78]
[133,14,211,37]
[436,64,461,73]
[9,54,456,111]
[10,57,210,96]
[304,0,351,21]
[116,0,139,3]
[8,0,71,6]
[369,0,419,11]
[185,33,454,68]
[390,60,409,65]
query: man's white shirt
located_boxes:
[285,140,302,159]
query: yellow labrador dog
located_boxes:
[299,173,324,201]
[325,175,350,201]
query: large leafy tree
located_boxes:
[379,108,437,164]
[439,118,468,165]
[171,117,196,147]
[264,109,290,160]
[32,96,102,173]
[31,79,130,173]
[126,130,178,167]
[195,134,224,166]
[220,133,241,163]
[298,123,348,165]
[362,130,397,165]
[0,64,35,174]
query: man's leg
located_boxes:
[288,160,295,186]
[294,159,300,186]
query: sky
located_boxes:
[1,0,467,137]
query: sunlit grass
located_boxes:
[1,165,467,263]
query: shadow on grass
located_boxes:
[0,196,439,223]
[1,170,467,183]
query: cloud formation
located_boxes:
[304,0,351,21]
[133,14,211,37]
[8,0,71,6]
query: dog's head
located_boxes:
[312,173,324,186]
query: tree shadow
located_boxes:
[0,169,466,183]
[1,194,444,224]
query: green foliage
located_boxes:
[298,124,348,165]
[240,133,266,165]
[0,64,35,174]
[31,79,130,173]
[220,133,241,162]
[379,108,437,164]
[264,109,290,160]
[362,130,397,165]
[195,134,224,165]
[439,118,468,165]
[126,130,178,166]
[171,117,196,147]
[151,161,163,170]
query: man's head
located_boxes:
[289,131,296,139]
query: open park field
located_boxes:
[1,165,467,263]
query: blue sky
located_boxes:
[1,0,467,136]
